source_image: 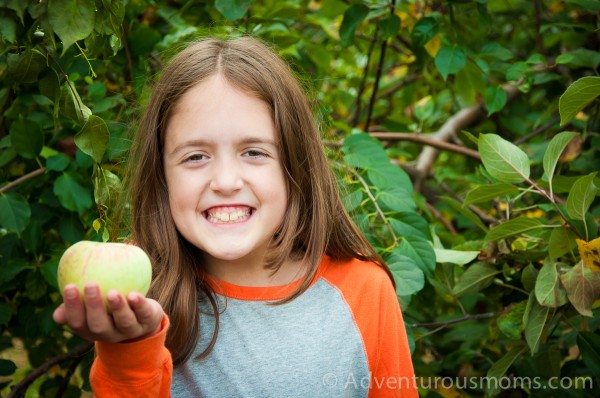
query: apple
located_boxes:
[57,240,152,305]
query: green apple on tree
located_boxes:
[57,241,152,306]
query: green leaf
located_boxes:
[41,258,59,289]
[48,0,95,53]
[342,134,388,167]
[486,344,527,396]
[341,189,363,213]
[387,253,425,296]
[0,262,28,284]
[577,332,600,376]
[389,213,430,240]
[0,193,31,236]
[523,294,550,355]
[397,235,436,276]
[548,227,578,258]
[564,0,600,12]
[6,50,47,84]
[543,131,580,191]
[535,260,568,307]
[478,134,530,183]
[484,86,507,116]
[367,162,413,193]
[433,248,479,265]
[456,60,485,104]
[53,173,93,215]
[521,264,539,292]
[0,15,17,43]
[94,167,121,207]
[560,261,600,317]
[9,119,43,159]
[411,16,438,47]
[453,262,499,297]
[75,115,110,164]
[463,183,519,206]
[46,153,71,172]
[497,301,526,340]
[339,4,370,45]
[485,217,545,243]
[214,0,251,21]
[378,14,400,39]
[566,172,597,220]
[435,44,466,80]
[60,82,92,125]
[559,76,600,126]
[378,187,416,213]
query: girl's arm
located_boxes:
[53,283,172,397]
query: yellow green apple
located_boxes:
[58,240,152,305]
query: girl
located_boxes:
[53,36,417,397]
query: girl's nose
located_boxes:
[209,160,244,194]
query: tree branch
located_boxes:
[0,167,47,194]
[351,27,379,127]
[369,132,481,160]
[410,312,497,329]
[8,341,94,398]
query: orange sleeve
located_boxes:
[324,259,418,398]
[90,314,173,398]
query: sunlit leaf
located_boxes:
[485,217,545,243]
[535,260,568,307]
[566,172,597,220]
[559,76,600,125]
[478,134,530,183]
[433,248,479,265]
[398,235,436,276]
[543,131,580,194]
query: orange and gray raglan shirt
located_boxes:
[90,256,418,397]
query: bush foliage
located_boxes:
[0,0,599,396]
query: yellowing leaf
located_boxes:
[425,35,440,58]
[577,238,600,272]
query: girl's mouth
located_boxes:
[204,206,253,224]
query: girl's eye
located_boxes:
[244,150,268,158]
[184,153,207,163]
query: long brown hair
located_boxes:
[125,36,391,365]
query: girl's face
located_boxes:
[163,75,288,276]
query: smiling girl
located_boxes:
[53,36,417,397]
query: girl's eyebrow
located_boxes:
[168,136,278,156]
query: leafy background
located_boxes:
[1,0,599,397]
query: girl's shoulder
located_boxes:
[320,256,394,294]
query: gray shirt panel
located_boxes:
[171,278,370,397]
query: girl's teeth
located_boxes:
[207,208,250,223]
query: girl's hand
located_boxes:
[53,282,164,343]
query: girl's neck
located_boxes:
[202,255,306,287]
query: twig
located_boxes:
[410,312,497,329]
[513,116,562,145]
[346,167,399,247]
[8,341,94,398]
[53,353,86,398]
[0,167,46,194]
[369,132,481,160]
[122,22,134,84]
[425,201,457,235]
[364,0,396,131]
[351,27,378,127]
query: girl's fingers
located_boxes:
[109,290,141,335]
[62,284,88,332]
[83,283,114,337]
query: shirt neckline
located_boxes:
[200,255,330,301]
